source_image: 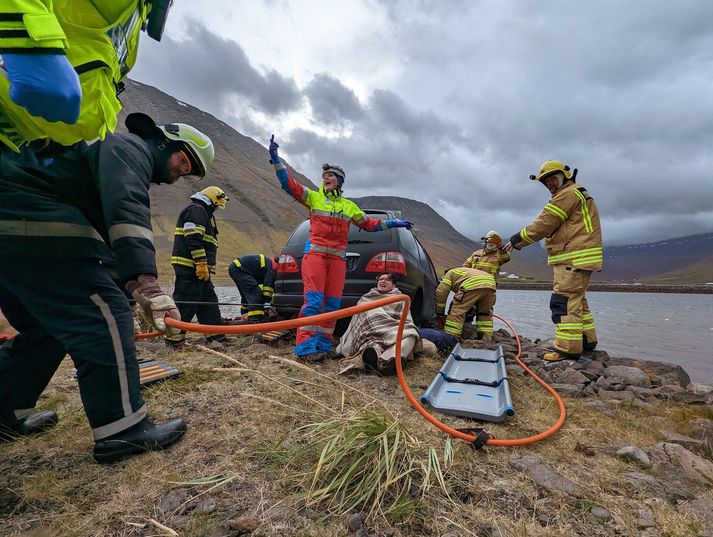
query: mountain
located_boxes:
[118,80,711,284]
[602,233,713,283]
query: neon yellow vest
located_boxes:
[0,0,148,151]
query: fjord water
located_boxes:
[215,287,713,383]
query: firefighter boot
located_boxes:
[93,417,187,464]
[0,411,59,442]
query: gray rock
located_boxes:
[631,399,657,412]
[157,489,190,514]
[550,383,585,397]
[511,455,584,497]
[604,365,651,387]
[637,506,656,529]
[659,429,705,450]
[677,498,713,528]
[688,418,713,444]
[583,399,615,416]
[347,512,367,533]
[623,471,661,490]
[651,442,713,486]
[590,506,611,521]
[229,515,260,534]
[616,446,651,468]
[599,389,635,401]
[626,386,659,400]
[605,357,691,387]
[670,391,709,405]
[597,375,626,391]
[557,367,589,385]
[194,497,217,514]
[687,383,713,395]
[640,529,662,537]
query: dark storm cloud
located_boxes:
[132,20,301,118]
[304,74,364,124]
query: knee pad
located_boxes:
[549,293,568,324]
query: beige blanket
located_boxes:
[336,287,420,371]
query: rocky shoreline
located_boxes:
[460,327,713,537]
[498,281,713,294]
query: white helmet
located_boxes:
[126,113,214,177]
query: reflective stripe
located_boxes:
[476,320,494,332]
[461,275,496,289]
[548,247,603,265]
[259,254,266,268]
[301,324,335,334]
[190,249,207,258]
[0,220,104,242]
[247,310,265,317]
[171,256,194,267]
[520,228,534,245]
[544,202,568,221]
[441,278,452,285]
[573,189,594,233]
[232,258,241,267]
[309,244,346,257]
[310,209,352,221]
[108,223,153,244]
[92,405,148,441]
[89,293,132,417]
[203,235,218,246]
[583,322,596,331]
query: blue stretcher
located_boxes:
[420,343,515,423]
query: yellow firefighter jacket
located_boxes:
[435,267,495,314]
[511,182,603,271]
[0,0,148,151]
[464,248,510,280]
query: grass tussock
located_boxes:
[278,409,453,520]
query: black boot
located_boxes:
[93,417,187,464]
[0,410,59,442]
[362,347,380,372]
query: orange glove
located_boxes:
[195,260,210,281]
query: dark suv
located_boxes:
[273,209,438,325]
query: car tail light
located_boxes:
[277,254,299,273]
[364,251,407,275]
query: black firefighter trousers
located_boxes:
[0,258,146,440]
[169,267,224,343]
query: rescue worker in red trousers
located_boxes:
[505,160,603,362]
[268,135,414,362]
[464,230,510,280]
[166,186,229,348]
[435,267,497,339]
[228,253,279,323]
[0,112,215,463]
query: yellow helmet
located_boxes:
[200,186,229,209]
[530,160,573,182]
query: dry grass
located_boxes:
[0,337,710,536]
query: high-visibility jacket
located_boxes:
[435,267,496,314]
[0,0,148,151]
[464,248,510,279]
[510,182,603,271]
[273,161,393,257]
[231,253,278,300]
[171,197,219,273]
[0,134,158,280]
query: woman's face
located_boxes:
[376,274,396,293]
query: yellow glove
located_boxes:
[195,260,210,281]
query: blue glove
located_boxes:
[389,219,414,230]
[3,53,81,124]
[269,134,280,163]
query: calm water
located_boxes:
[216,287,713,383]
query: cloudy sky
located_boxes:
[131,0,713,246]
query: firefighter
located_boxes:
[268,135,414,362]
[0,112,215,462]
[0,0,173,152]
[167,186,229,347]
[464,230,510,280]
[505,160,603,361]
[435,267,497,339]
[228,254,279,323]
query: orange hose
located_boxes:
[136,294,566,446]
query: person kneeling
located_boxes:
[336,272,421,374]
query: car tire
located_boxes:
[410,289,423,324]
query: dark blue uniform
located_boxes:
[228,254,277,322]
[0,134,159,440]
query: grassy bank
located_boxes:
[1,337,712,536]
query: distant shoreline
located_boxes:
[498,281,713,294]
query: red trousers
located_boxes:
[294,252,346,355]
